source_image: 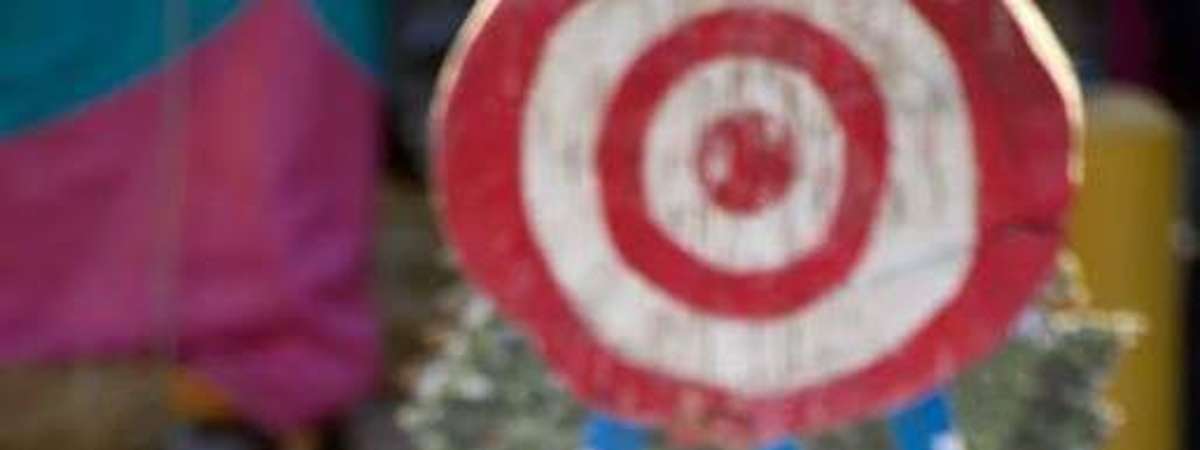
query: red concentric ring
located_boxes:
[598,10,888,319]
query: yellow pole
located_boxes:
[1068,84,1184,450]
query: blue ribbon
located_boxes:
[887,389,965,450]
[583,413,806,450]
[585,388,962,450]
[584,413,651,450]
[760,437,806,450]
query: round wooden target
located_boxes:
[433,0,1080,439]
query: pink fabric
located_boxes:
[0,0,381,430]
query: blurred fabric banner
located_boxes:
[0,0,389,431]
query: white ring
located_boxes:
[645,58,845,272]
[522,0,977,395]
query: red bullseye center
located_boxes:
[697,112,798,214]
[597,10,889,318]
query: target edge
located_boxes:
[430,0,1080,439]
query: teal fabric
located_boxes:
[0,0,240,138]
[306,0,393,79]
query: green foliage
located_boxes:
[399,292,1124,450]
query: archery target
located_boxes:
[526,0,975,392]
[435,0,1079,438]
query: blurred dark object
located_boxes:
[387,0,474,182]
[1037,0,1108,81]
[167,422,272,450]
[1040,0,1200,118]
[1144,0,1200,119]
